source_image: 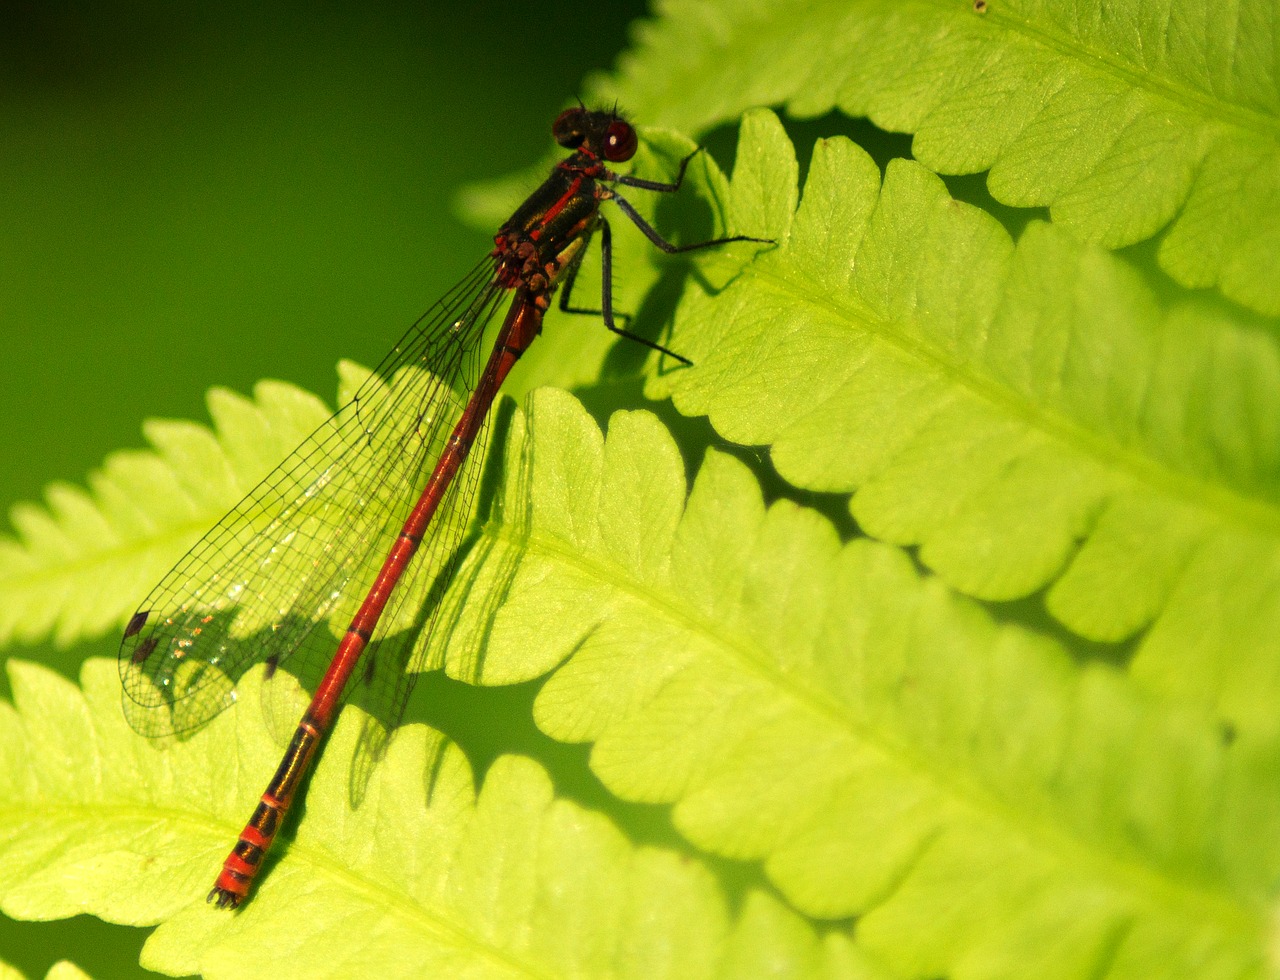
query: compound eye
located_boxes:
[553,108,586,148]
[603,120,637,162]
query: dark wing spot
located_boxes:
[125,610,150,638]
[131,635,159,665]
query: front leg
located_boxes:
[557,218,692,366]
[608,147,703,193]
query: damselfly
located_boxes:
[119,105,768,909]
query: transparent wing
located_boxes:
[119,258,508,738]
[330,392,506,805]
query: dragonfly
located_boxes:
[119,104,768,909]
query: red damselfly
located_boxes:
[119,105,767,909]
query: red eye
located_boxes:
[603,120,637,162]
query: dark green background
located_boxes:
[0,1,646,975]
[1,0,649,510]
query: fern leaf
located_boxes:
[594,0,1280,315]
[636,109,1280,736]
[0,962,89,980]
[0,658,884,980]
[3,371,1273,976]
[0,957,91,980]
[0,377,343,649]
[428,386,1278,980]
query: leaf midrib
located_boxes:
[751,259,1280,540]
[615,0,1280,146]
[966,0,1280,140]
[492,516,1261,945]
[0,519,214,630]
[0,800,557,979]
[653,0,1280,143]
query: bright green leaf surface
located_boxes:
[0,961,86,980]
[0,382,332,650]
[2,11,1276,967]
[594,0,1280,315]
[2,366,1276,977]
[432,387,1278,980]
[642,109,1280,737]
[0,658,879,980]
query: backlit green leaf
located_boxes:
[651,109,1280,736]
[595,0,1280,315]
[433,386,1278,980]
[0,658,877,979]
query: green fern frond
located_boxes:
[3,372,1273,977]
[594,0,1280,315]
[0,961,89,980]
[0,374,355,649]
[430,386,1278,980]
[0,658,884,980]
[37,962,89,980]
[639,109,1280,736]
